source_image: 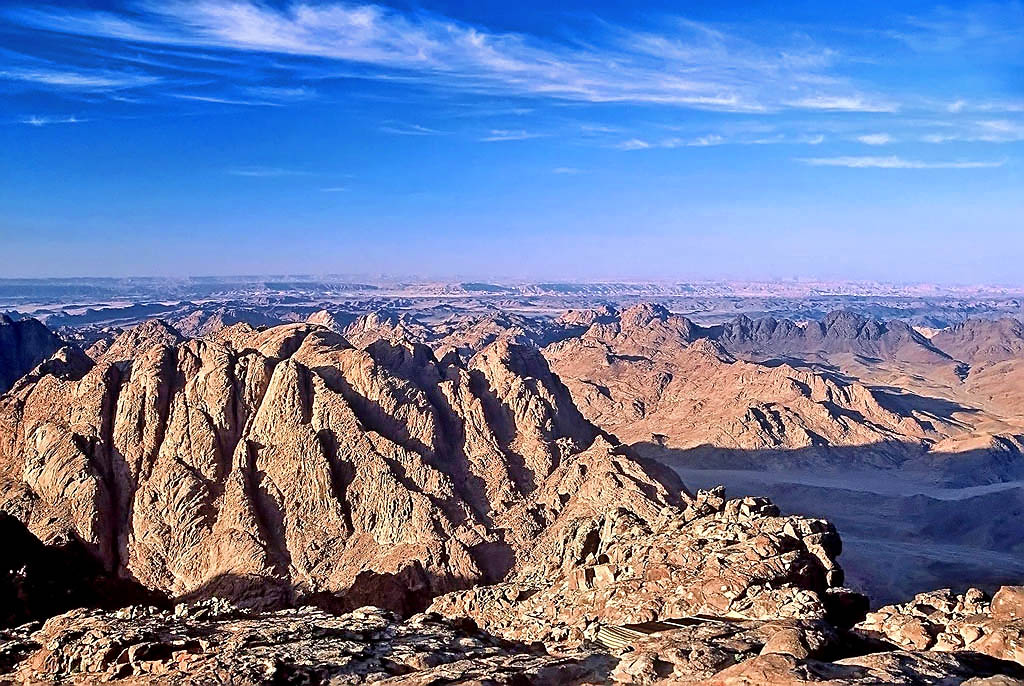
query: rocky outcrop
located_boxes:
[705,649,1024,685]
[306,309,351,334]
[932,317,1024,364]
[3,597,1022,685]
[171,307,283,338]
[342,311,432,348]
[0,315,64,394]
[430,486,858,646]
[4,314,1023,685]
[714,310,952,364]
[432,311,567,360]
[857,587,1024,664]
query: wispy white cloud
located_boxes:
[615,138,651,150]
[942,99,1024,114]
[243,85,317,101]
[888,4,1024,54]
[580,123,620,134]
[857,133,893,145]
[320,186,349,192]
[976,119,1024,142]
[552,167,584,174]
[4,0,896,113]
[798,155,1005,169]
[20,114,83,126]
[751,133,826,145]
[227,166,311,177]
[0,66,159,90]
[170,93,279,106]
[920,119,1024,144]
[379,122,444,135]
[785,95,898,113]
[481,129,541,142]
[615,134,725,150]
[922,133,957,144]
[688,134,724,147]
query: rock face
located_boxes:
[714,310,952,364]
[3,312,1024,685]
[306,309,351,334]
[171,307,284,339]
[0,315,64,394]
[3,597,1022,685]
[430,486,855,646]
[705,649,1024,685]
[0,321,861,659]
[341,311,432,348]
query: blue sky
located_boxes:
[1,0,1022,282]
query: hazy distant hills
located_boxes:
[4,277,1024,337]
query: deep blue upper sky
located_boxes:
[1,0,1022,281]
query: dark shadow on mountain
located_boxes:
[1,513,169,629]
[633,441,1024,484]
[181,565,483,620]
[308,564,438,617]
[868,387,979,422]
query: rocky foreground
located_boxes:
[2,589,1023,684]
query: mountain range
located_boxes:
[1,304,1024,683]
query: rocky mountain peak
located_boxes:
[306,309,348,334]
[618,302,672,328]
[89,319,185,364]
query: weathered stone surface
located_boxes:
[3,600,1021,685]
[542,305,928,467]
[993,587,1024,622]
[0,602,614,685]
[87,318,185,364]
[430,485,853,646]
[4,316,1022,686]
[707,650,1024,685]
[606,618,843,684]
[857,587,1024,665]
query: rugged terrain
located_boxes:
[1,302,1023,683]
